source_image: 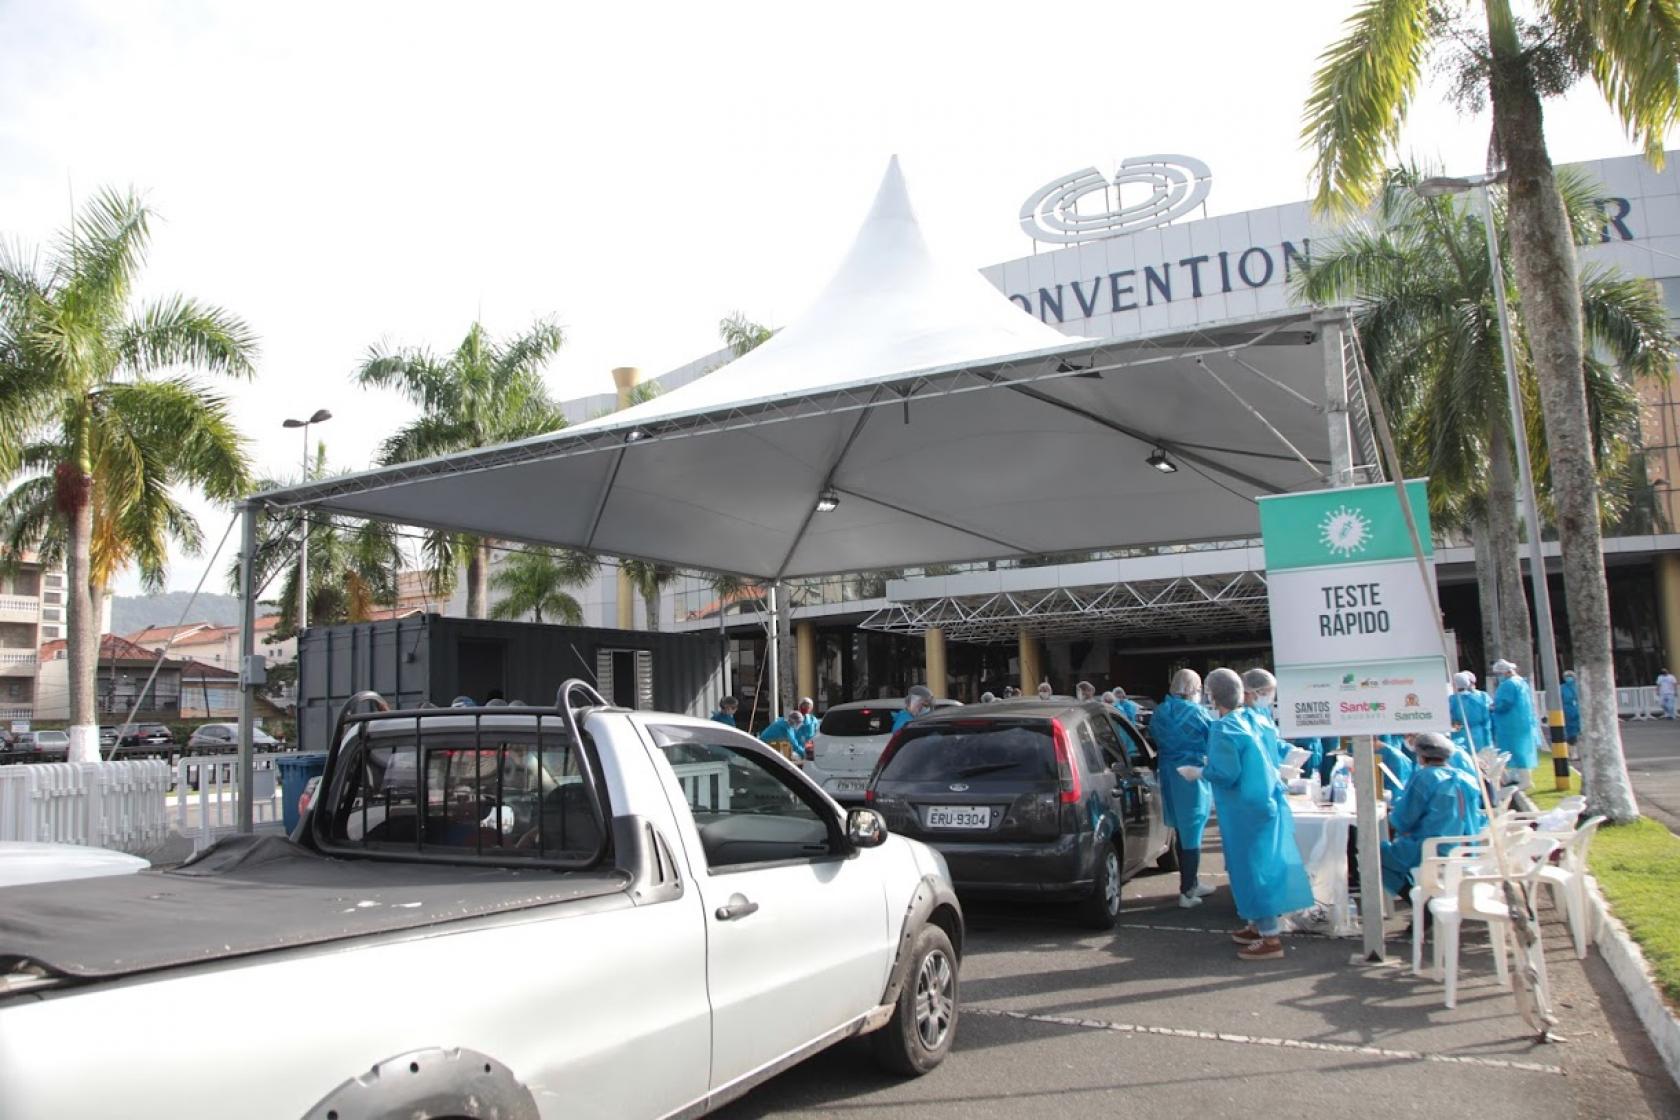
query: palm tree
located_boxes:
[0,187,256,759]
[621,558,678,632]
[719,312,774,358]
[232,444,403,639]
[1304,4,1679,822]
[355,320,566,617]
[489,547,598,625]
[1298,166,1671,680]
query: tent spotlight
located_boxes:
[1146,446,1177,474]
[624,428,648,444]
[816,487,841,513]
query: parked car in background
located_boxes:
[185,723,281,754]
[118,724,174,754]
[13,730,70,760]
[806,697,962,804]
[98,726,118,751]
[867,699,1171,929]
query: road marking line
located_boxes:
[969,1007,1564,1075]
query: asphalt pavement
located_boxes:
[1616,718,1680,834]
[717,822,1680,1119]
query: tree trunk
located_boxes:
[62,469,99,762]
[1471,514,1501,673]
[1486,407,1535,674]
[1486,14,1638,821]
[642,587,661,632]
[465,540,490,619]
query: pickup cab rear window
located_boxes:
[319,718,604,867]
[877,722,1056,784]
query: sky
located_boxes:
[0,0,1670,595]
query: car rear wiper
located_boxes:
[953,762,1019,778]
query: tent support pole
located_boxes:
[236,502,258,834]
[766,582,782,722]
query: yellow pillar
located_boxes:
[796,622,817,703]
[613,367,641,630]
[1658,553,1680,672]
[925,627,949,700]
[1017,628,1040,694]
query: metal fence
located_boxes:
[0,759,172,854]
[175,751,283,853]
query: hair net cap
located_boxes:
[1414,732,1456,761]
[1241,667,1277,692]
[1207,668,1245,710]
[1170,668,1202,698]
[907,684,935,702]
[1491,659,1518,675]
[1452,671,1475,690]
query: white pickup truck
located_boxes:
[0,683,964,1119]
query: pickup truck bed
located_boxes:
[0,833,631,982]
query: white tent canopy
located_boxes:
[255,158,1367,580]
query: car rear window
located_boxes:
[877,721,1056,784]
[819,707,898,737]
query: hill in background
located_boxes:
[109,592,247,636]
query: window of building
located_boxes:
[43,572,62,588]
[41,608,62,622]
[42,591,61,605]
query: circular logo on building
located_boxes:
[1019,154,1212,245]
[1320,505,1371,558]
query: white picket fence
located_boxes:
[175,752,283,853]
[0,760,172,854]
[1530,685,1664,720]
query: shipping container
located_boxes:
[296,615,728,754]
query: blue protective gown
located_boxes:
[1380,765,1488,896]
[1240,705,1286,765]
[1148,696,1213,847]
[759,714,817,758]
[1377,739,1414,795]
[1449,689,1494,753]
[1491,676,1541,770]
[1205,710,1316,922]
[1114,698,1141,724]
[711,709,738,728]
[1560,678,1581,741]
[890,707,917,734]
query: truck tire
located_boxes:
[871,923,958,1076]
[1078,844,1121,930]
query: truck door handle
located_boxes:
[715,895,759,921]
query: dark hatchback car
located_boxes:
[867,700,1171,929]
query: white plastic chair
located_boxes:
[1408,821,1531,976]
[1537,816,1606,959]
[1429,833,1559,1009]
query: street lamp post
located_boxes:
[281,409,332,633]
[1417,173,1570,791]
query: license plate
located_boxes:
[831,779,867,793]
[926,805,990,829]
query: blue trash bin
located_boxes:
[277,752,328,834]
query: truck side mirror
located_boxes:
[846,808,889,849]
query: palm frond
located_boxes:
[1548,0,1680,165]
[118,295,259,379]
[1302,0,1437,214]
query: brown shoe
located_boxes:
[1237,936,1284,961]
[1230,926,1261,945]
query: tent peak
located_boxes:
[868,155,917,225]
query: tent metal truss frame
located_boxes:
[858,570,1271,644]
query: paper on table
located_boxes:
[1176,765,1203,781]
[1283,746,1311,770]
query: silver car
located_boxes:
[805,698,961,804]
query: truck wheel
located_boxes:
[871,924,958,1076]
[1078,844,1121,930]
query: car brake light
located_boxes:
[1050,719,1082,804]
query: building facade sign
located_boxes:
[1019,154,1212,245]
[1258,480,1451,737]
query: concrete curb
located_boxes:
[1585,872,1680,1088]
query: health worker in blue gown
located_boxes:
[1449,671,1494,754]
[1490,659,1542,789]
[1239,668,1286,764]
[711,696,740,728]
[1202,668,1315,961]
[1377,735,1414,795]
[1112,687,1141,726]
[1380,733,1488,897]
[760,697,818,759]
[1560,669,1581,744]
[890,684,935,733]
[1150,668,1216,909]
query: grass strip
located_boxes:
[1531,784,1680,1006]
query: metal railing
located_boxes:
[174,751,282,853]
[0,596,39,619]
[0,759,172,853]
